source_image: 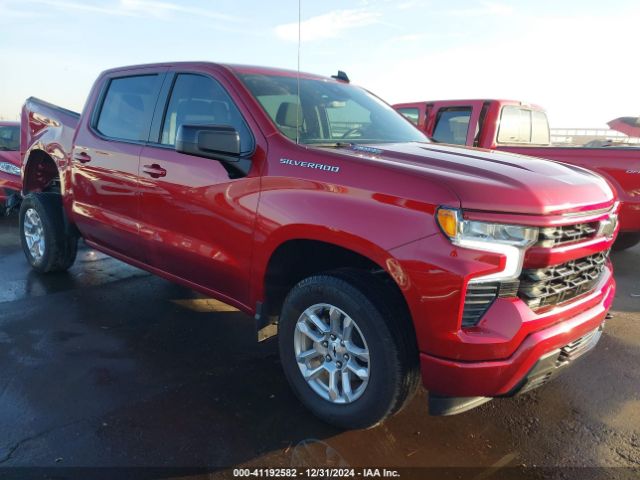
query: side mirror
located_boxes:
[176,124,241,163]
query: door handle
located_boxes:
[73,151,92,163]
[142,164,167,178]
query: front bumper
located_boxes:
[421,265,614,409]
[514,324,603,395]
[428,323,604,415]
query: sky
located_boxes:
[0,0,637,127]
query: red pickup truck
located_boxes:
[19,63,618,428]
[393,99,640,251]
[0,121,22,214]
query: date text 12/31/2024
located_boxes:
[233,468,400,478]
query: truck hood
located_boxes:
[341,143,615,215]
[0,150,20,167]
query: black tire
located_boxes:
[19,193,77,273]
[278,269,420,429]
[613,232,640,252]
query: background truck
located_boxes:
[393,99,640,250]
[0,120,22,214]
[19,63,618,428]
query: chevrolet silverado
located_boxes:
[19,63,618,428]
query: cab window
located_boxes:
[432,107,472,145]
[497,106,530,144]
[531,110,550,144]
[96,75,162,142]
[498,106,550,145]
[160,74,254,154]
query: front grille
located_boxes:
[536,222,599,247]
[518,251,609,310]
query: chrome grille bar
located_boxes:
[518,251,609,310]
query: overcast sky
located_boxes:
[0,0,637,127]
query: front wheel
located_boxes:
[19,193,78,273]
[613,232,640,252]
[278,270,419,429]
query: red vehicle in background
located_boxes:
[393,99,640,250]
[0,121,22,214]
[18,63,618,428]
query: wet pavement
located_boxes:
[0,213,638,479]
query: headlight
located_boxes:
[436,207,538,282]
[0,162,20,176]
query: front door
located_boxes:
[137,72,261,306]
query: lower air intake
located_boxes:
[462,283,498,328]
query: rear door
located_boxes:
[71,68,165,259]
[137,69,263,307]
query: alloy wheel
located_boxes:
[293,303,370,404]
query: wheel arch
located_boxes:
[256,230,416,340]
[22,148,61,195]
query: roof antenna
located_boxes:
[296,0,301,145]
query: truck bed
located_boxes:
[20,97,80,162]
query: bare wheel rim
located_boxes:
[23,208,45,262]
[294,303,370,404]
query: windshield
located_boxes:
[0,125,19,151]
[239,74,428,145]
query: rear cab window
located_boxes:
[531,110,550,144]
[497,105,550,145]
[95,74,163,142]
[432,107,472,145]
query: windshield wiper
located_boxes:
[305,142,354,148]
